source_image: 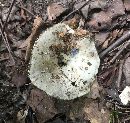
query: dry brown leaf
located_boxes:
[87,0,125,31]
[47,2,67,21]
[90,81,101,99]
[27,88,57,123]
[74,1,89,20]
[124,0,130,11]
[87,11,112,31]
[84,101,110,123]
[95,32,109,47]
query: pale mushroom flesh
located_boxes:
[29,23,100,100]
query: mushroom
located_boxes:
[29,23,100,100]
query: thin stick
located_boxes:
[61,0,91,22]
[0,57,9,62]
[0,19,15,65]
[108,42,126,54]
[117,60,124,90]
[110,40,130,63]
[99,31,130,58]
[2,0,16,32]
[16,5,35,17]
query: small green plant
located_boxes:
[109,109,119,123]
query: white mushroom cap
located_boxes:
[29,23,100,100]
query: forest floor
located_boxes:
[1,0,130,123]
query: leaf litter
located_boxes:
[1,0,130,122]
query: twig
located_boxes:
[0,57,9,62]
[99,31,130,58]
[0,19,15,65]
[117,60,124,90]
[61,0,91,22]
[16,5,35,17]
[108,42,126,54]
[25,17,43,62]
[2,0,16,32]
[110,40,130,63]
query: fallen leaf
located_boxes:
[74,1,89,20]
[89,80,101,99]
[27,88,57,123]
[87,11,112,31]
[84,101,110,123]
[74,0,107,20]
[87,0,125,31]
[47,2,67,21]
[124,0,130,11]
[95,32,109,47]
